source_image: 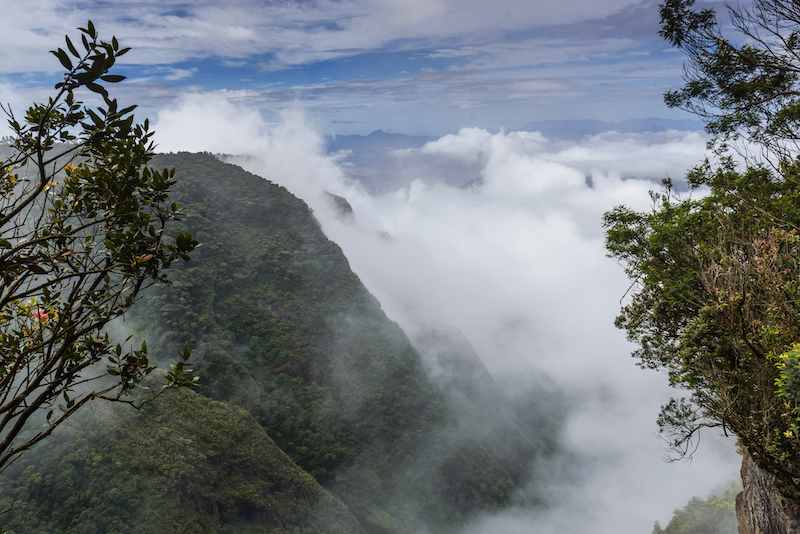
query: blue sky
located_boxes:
[0,0,719,135]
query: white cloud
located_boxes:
[0,81,27,132]
[418,126,709,183]
[153,93,351,206]
[0,0,655,71]
[0,0,81,73]
[321,126,736,534]
[163,67,196,81]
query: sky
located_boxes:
[3,0,745,532]
[0,0,719,136]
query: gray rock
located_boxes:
[737,451,795,534]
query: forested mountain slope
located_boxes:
[133,152,521,532]
[0,388,364,534]
[0,152,549,533]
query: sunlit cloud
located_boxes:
[163,67,196,81]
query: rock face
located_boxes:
[736,452,800,534]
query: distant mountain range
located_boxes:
[326,129,437,154]
[325,130,438,193]
[326,118,705,153]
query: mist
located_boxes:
[153,94,741,533]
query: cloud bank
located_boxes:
[153,96,740,534]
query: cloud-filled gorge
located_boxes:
[153,96,741,534]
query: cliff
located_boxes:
[135,152,520,532]
[737,452,800,534]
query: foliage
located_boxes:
[652,480,740,534]
[0,388,365,534]
[0,23,197,472]
[604,158,800,499]
[605,0,800,508]
[128,153,523,532]
[774,343,800,440]
[659,0,800,159]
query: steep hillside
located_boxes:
[412,325,564,495]
[0,152,549,533]
[0,388,364,534]
[130,152,519,532]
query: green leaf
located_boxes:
[86,108,104,129]
[84,82,108,98]
[52,49,73,71]
[27,264,47,274]
[65,35,80,57]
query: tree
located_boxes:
[606,0,800,509]
[0,22,197,472]
[659,0,800,161]
[604,161,800,500]
[651,481,739,534]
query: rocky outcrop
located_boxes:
[736,452,800,534]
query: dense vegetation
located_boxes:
[653,481,740,534]
[132,152,529,532]
[606,0,800,515]
[0,388,364,534]
[0,152,555,533]
[604,161,800,499]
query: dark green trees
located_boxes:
[604,161,800,498]
[606,0,800,509]
[0,23,196,471]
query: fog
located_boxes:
[153,94,741,533]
